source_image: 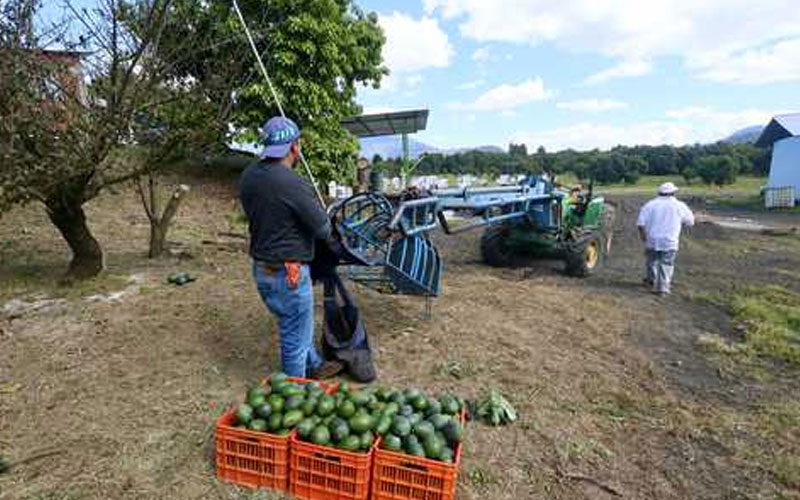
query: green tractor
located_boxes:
[437,177,615,277]
[327,175,615,303]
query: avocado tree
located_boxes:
[0,0,248,277]
[157,0,387,185]
[694,155,739,186]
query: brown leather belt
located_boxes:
[256,262,283,273]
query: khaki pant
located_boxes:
[645,249,677,294]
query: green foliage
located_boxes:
[163,0,386,184]
[694,155,739,186]
[375,141,769,186]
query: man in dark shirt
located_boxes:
[239,116,340,378]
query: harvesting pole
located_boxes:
[230,0,325,206]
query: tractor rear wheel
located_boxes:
[564,233,602,277]
[480,225,522,267]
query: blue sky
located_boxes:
[355,0,800,151]
[40,0,799,152]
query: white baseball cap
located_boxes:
[658,182,679,195]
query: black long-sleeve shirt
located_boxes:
[239,160,331,264]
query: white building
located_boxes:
[756,113,800,206]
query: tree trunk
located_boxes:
[148,221,168,258]
[46,197,104,280]
[147,184,189,258]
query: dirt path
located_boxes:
[1,184,798,499]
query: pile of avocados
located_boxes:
[233,373,328,436]
[371,386,464,463]
[231,373,465,462]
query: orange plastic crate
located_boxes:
[215,409,291,490]
[371,412,465,500]
[289,432,376,500]
[215,377,334,490]
[371,441,461,500]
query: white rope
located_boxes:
[231,0,325,206]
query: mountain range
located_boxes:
[723,125,765,144]
[358,135,503,160]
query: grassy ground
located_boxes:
[597,175,767,196]
[1,177,799,499]
[699,286,800,366]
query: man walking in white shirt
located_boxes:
[637,182,695,295]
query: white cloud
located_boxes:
[424,0,800,84]
[584,59,652,85]
[557,98,629,112]
[453,78,552,112]
[472,47,490,62]
[689,38,800,85]
[379,12,454,73]
[456,79,485,90]
[512,107,775,151]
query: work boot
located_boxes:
[312,360,344,380]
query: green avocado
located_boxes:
[317,396,336,417]
[425,400,442,417]
[443,420,463,444]
[382,434,402,452]
[410,395,429,412]
[429,413,451,431]
[267,412,283,431]
[329,418,351,442]
[359,431,374,450]
[247,386,269,402]
[399,405,414,418]
[375,415,393,435]
[301,397,318,416]
[349,391,371,406]
[284,395,305,411]
[297,418,316,439]
[248,418,267,432]
[268,394,285,413]
[235,404,254,426]
[392,416,411,437]
[349,414,374,433]
[439,395,460,415]
[282,409,304,429]
[413,420,435,440]
[339,435,361,451]
[407,443,426,458]
[255,403,272,419]
[311,425,330,445]
[338,399,357,419]
[383,402,400,418]
[269,372,288,386]
[422,435,443,460]
[282,385,306,397]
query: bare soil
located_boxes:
[1,180,799,500]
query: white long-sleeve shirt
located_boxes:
[637,196,695,251]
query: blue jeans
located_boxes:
[252,263,323,377]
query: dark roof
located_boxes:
[341,109,429,138]
[756,113,800,147]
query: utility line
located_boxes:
[231,0,325,206]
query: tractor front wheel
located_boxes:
[564,233,602,277]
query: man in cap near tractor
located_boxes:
[636,182,695,295]
[239,116,341,378]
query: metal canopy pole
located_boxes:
[231,0,325,207]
